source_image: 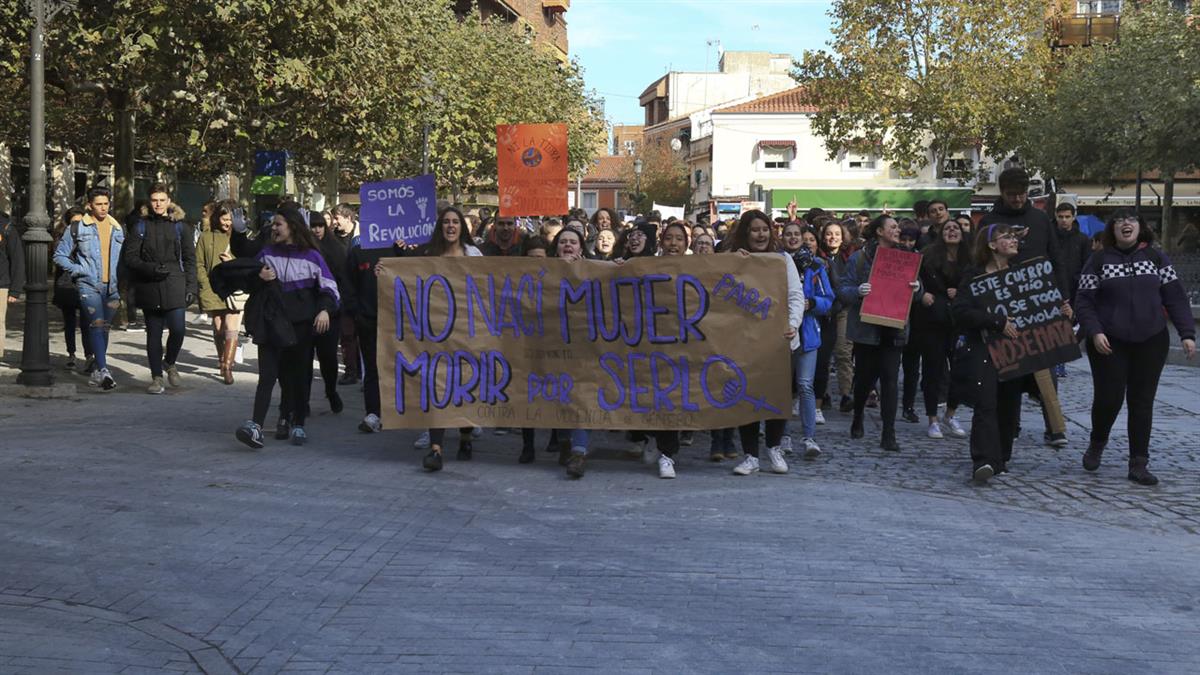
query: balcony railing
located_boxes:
[1049,14,1121,48]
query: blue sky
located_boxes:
[569,0,834,126]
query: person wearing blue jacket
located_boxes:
[53,187,124,391]
[785,223,835,459]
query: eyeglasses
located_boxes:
[1113,217,1139,226]
[992,233,1018,242]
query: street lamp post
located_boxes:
[17,0,59,386]
[633,157,643,214]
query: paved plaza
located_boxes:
[1,313,1199,674]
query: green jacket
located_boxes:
[196,229,233,312]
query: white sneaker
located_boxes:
[658,454,676,479]
[803,437,822,460]
[359,413,382,433]
[779,435,794,455]
[942,414,967,438]
[815,409,826,425]
[471,426,483,439]
[927,421,945,440]
[732,455,760,475]
[791,398,800,417]
[234,344,245,365]
[414,431,431,449]
[88,368,103,387]
[766,446,789,474]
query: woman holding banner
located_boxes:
[726,210,804,477]
[547,228,600,479]
[1075,210,1196,486]
[951,222,1024,484]
[692,230,738,462]
[838,215,921,453]
[420,207,484,472]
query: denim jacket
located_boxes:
[53,214,124,292]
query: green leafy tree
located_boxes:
[1012,3,1200,250]
[621,143,690,215]
[791,0,1052,182]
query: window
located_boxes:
[1076,0,1121,14]
[941,152,975,179]
[844,152,877,171]
[760,146,792,170]
[694,169,705,185]
[581,191,598,211]
[623,140,637,156]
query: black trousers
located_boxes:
[631,430,681,458]
[969,359,1023,471]
[254,321,315,427]
[356,318,381,417]
[737,419,786,458]
[852,342,902,434]
[911,326,958,418]
[1086,328,1169,459]
[430,427,473,448]
[144,307,185,378]
[314,317,340,398]
[813,314,836,403]
[901,340,921,412]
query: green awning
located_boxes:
[768,187,974,211]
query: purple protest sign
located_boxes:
[359,175,437,249]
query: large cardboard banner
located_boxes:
[966,257,1081,381]
[378,255,792,430]
[861,246,922,329]
[359,175,438,249]
[496,123,568,217]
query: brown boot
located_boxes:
[220,335,237,385]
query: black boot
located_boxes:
[880,430,900,452]
[839,395,853,413]
[457,439,473,461]
[423,448,443,472]
[1082,442,1104,472]
[327,390,344,414]
[902,407,919,423]
[519,442,535,464]
[850,415,864,439]
[1128,457,1158,486]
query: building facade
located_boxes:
[567,156,632,216]
[611,125,643,157]
[453,0,569,61]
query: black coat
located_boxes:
[120,213,198,311]
[1053,222,1093,304]
[0,219,25,294]
[208,257,295,348]
[950,265,1008,407]
[978,198,1066,296]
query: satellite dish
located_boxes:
[670,138,683,151]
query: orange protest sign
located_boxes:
[496,123,569,217]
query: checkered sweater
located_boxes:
[1076,244,1195,343]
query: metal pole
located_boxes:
[1134,168,1142,215]
[18,0,53,387]
[422,123,430,175]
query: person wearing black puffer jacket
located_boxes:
[120,183,198,395]
[1076,210,1196,486]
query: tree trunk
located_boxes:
[1162,175,1175,253]
[111,89,136,218]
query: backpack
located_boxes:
[136,219,186,272]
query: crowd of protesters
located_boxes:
[6,168,1194,488]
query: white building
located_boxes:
[703,87,981,217]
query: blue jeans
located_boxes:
[78,285,120,371]
[795,348,818,439]
[568,429,591,455]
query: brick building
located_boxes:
[569,156,633,216]
[453,0,570,61]
[611,125,643,157]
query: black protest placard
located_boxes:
[965,257,1081,381]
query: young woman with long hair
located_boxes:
[816,220,854,414]
[725,210,804,476]
[786,224,835,460]
[196,202,244,384]
[911,218,970,439]
[838,215,921,452]
[420,207,483,471]
[235,206,338,448]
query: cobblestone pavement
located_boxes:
[1,317,1198,673]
